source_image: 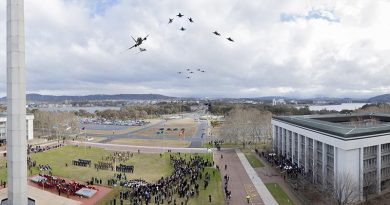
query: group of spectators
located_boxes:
[28,143,64,154]
[108,154,213,205]
[34,174,97,197]
[258,149,304,179]
[72,159,91,167]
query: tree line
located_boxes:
[75,102,194,120]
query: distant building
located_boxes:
[0,114,34,143]
[272,113,390,201]
[272,98,286,106]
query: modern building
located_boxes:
[272,113,390,201]
[0,114,34,143]
[272,99,286,106]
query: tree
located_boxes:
[329,172,358,205]
[220,107,272,145]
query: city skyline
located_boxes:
[0,0,390,98]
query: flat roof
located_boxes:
[272,113,390,138]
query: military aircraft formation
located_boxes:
[177,68,206,79]
[124,12,235,54]
[123,12,233,80]
[168,12,235,43]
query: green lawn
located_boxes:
[0,146,224,205]
[242,149,264,168]
[28,145,172,183]
[265,183,294,205]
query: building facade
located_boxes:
[0,114,34,143]
[272,113,390,201]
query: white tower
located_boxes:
[5,0,28,204]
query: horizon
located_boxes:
[1,0,390,98]
[0,92,383,100]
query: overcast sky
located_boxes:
[1,0,390,98]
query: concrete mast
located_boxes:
[6,0,28,204]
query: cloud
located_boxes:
[281,7,340,23]
[0,0,390,98]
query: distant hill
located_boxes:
[0,93,175,102]
[368,94,390,103]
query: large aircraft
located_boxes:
[126,34,149,50]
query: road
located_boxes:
[86,113,210,148]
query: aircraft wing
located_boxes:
[131,36,137,43]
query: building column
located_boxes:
[359,148,364,201]
[297,134,301,166]
[313,140,317,182]
[6,0,28,204]
[377,145,381,194]
[282,129,285,156]
[285,129,289,157]
[278,129,282,155]
[334,147,337,190]
[304,136,308,172]
[291,132,295,162]
[322,143,327,186]
[272,125,277,151]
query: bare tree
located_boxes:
[363,171,377,202]
[220,107,272,146]
[330,172,358,205]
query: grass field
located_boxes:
[0,146,224,205]
[265,183,294,205]
[110,138,191,147]
[242,149,264,168]
[29,146,172,183]
[135,118,197,138]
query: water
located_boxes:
[308,103,368,111]
[38,106,121,113]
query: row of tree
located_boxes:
[75,102,194,120]
[32,110,80,139]
[220,107,272,145]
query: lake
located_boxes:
[308,103,368,111]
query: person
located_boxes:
[225,164,227,170]
[221,154,223,159]
[209,194,212,203]
[246,195,250,204]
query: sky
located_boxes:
[1,0,390,98]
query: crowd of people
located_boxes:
[28,143,64,154]
[38,164,52,171]
[107,154,213,205]
[208,140,225,151]
[94,161,113,171]
[259,150,303,179]
[104,151,134,163]
[72,159,91,167]
[116,164,134,173]
[34,174,97,197]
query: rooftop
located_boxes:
[272,113,390,138]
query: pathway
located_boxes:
[236,149,278,205]
[214,149,264,205]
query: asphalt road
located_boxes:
[85,113,210,148]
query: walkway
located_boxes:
[69,141,211,153]
[214,149,264,205]
[236,149,278,205]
